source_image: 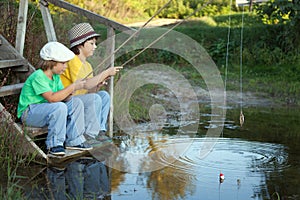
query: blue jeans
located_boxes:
[75,91,110,138]
[96,91,110,132]
[21,97,86,149]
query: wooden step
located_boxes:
[0,59,28,69]
[0,83,24,97]
[0,34,29,71]
[19,124,48,137]
[16,123,94,165]
[48,149,90,165]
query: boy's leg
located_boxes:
[97,90,110,132]
[22,102,67,149]
[74,94,101,138]
[64,97,86,147]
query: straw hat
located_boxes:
[40,41,75,62]
[68,23,100,48]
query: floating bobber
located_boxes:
[219,173,225,180]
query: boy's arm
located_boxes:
[84,66,122,90]
[42,80,85,102]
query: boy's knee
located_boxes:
[98,91,110,102]
[50,102,68,118]
[56,102,68,113]
[72,98,84,110]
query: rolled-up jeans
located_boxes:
[21,97,86,149]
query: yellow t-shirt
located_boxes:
[60,55,93,95]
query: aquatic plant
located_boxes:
[272,192,280,200]
[0,160,27,200]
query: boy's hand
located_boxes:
[97,77,109,88]
[74,79,86,90]
[107,66,123,76]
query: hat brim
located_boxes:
[58,51,75,62]
[70,33,100,48]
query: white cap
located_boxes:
[40,41,75,62]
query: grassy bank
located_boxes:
[108,14,300,121]
[117,14,300,122]
[173,14,300,105]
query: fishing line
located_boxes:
[223,0,245,128]
[239,5,245,127]
[223,0,233,138]
[219,0,233,187]
[84,0,172,79]
[120,1,212,68]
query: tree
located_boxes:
[255,0,299,25]
[255,0,300,50]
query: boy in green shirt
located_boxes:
[18,42,92,156]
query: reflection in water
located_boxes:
[109,135,291,200]
[147,156,196,200]
[28,159,111,200]
[23,107,299,200]
[25,132,295,200]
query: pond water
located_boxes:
[20,105,300,200]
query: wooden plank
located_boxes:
[15,0,28,56]
[107,27,115,138]
[0,59,28,69]
[0,103,48,161]
[0,35,29,71]
[1,102,112,165]
[39,0,57,42]
[18,124,48,137]
[0,83,24,97]
[46,0,135,34]
[17,123,95,165]
[47,149,90,165]
[0,35,19,60]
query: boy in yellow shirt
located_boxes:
[61,23,122,142]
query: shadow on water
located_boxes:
[14,106,300,200]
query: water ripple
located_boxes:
[151,137,289,174]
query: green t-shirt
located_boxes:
[17,69,64,118]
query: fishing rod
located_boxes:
[119,0,212,68]
[83,0,172,79]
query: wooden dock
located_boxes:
[0,0,134,165]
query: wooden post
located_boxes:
[15,0,28,56]
[39,0,57,42]
[106,27,115,138]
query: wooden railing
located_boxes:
[16,0,136,137]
